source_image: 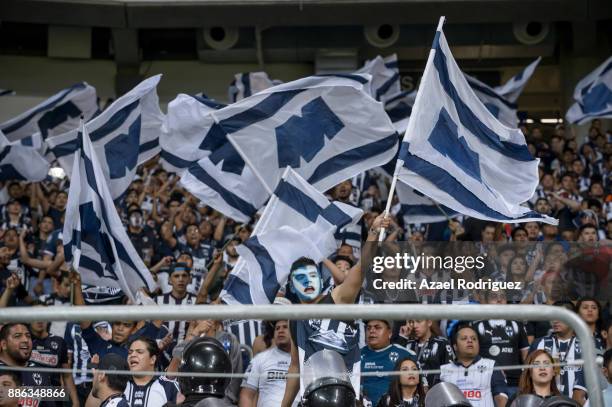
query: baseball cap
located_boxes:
[365,319,394,330]
[169,262,191,276]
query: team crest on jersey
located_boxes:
[477,365,487,373]
[33,372,42,385]
[50,340,59,350]
[505,326,515,337]
[389,351,399,363]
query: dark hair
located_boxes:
[511,227,527,239]
[290,257,317,273]
[332,255,355,268]
[107,370,129,393]
[0,370,21,386]
[517,350,560,396]
[128,336,159,362]
[579,224,598,235]
[451,323,478,346]
[0,323,29,341]
[604,349,612,369]
[552,300,575,313]
[383,356,425,407]
[576,297,602,327]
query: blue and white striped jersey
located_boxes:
[529,334,586,398]
[124,376,180,406]
[63,322,92,386]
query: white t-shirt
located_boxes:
[241,346,290,407]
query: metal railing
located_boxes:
[0,303,604,407]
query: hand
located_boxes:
[368,213,391,235]
[212,252,223,265]
[69,270,81,286]
[157,332,173,351]
[19,228,27,241]
[5,273,20,290]
[192,320,214,337]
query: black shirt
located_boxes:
[30,334,69,387]
[472,320,530,386]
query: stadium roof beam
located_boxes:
[1,0,611,29]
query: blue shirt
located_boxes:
[361,344,415,406]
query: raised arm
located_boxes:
[332,214,389,305]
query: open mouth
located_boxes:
[129,360,139,368]
[304,287,315,294]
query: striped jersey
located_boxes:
[154,292,196,343]
[290,294,361,398]
[529,334,586,397]
[63,322,92,385]
[124,377,180,406]
[439,356,508,407]
[224,319,263,348]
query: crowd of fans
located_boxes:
[0,119,610,407]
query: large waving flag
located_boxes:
[395,181,458,224]
[494,57,541,103]
[161,94,266,222]
[221,168,363,305]
[394,18,557,225]
[228,72,283,102]
[465,74,520,127]
[566,56,612,125]
[0,131,49,181]
[384,90,416,134]
[0,83,98,144]
[356,54,401,102]
[224,74,399,194]
[47,75,164,200]
[63,123,157,304]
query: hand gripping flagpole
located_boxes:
[378,16,446,242]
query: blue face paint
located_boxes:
[290,265,322,302]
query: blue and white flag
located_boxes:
[566,56,612,125]
[394,18,557,225]
[464,74,520,127]
[0,89,15,97]
[161,94,265,222]
[494,57,541,103]
[47,75,164,200]
[221,168,363,305]
[0,131,49,181]
[0,83,98,144]
[228,72,283,102]
[62,123,157,304]
[356,54,401,102]
[395,181,458,224]
[225,74,399,194]
[384,90,416,134]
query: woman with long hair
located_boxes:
[376,356,426,407]
[507,349,560,405]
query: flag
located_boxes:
[0,90,15,97]
[493,57,541,103]
[221,167,363,305]
[161,94,266,222]
[394,19,557,225]
[0,83,98,144]
[62,123,157,304]
[384,90,416,134]
[395,181,458,224]
[224,74,399,194]
[228,72,283,102]
[0,131,49,181]
[464,74,520,127]
[356,54,401,102]
[566,56,612,125]
[47,75,164,200]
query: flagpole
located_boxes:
[379,16,446,242]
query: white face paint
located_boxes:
[291,265,322,302]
